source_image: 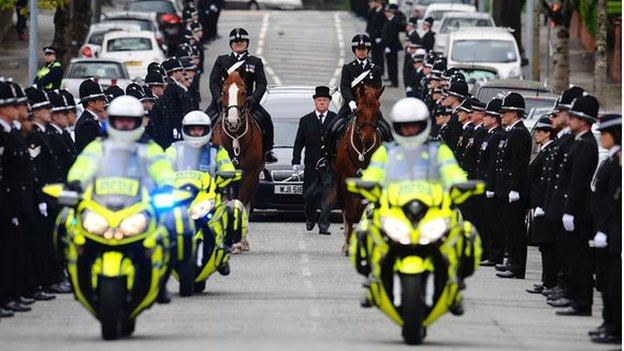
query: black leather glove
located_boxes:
[66,180,83,193]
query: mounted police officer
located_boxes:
[207,27,277,163]
[34,47,63,92]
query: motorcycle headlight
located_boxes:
[119,212,149,237]
[381,217,412,245]
[419,218,449,245]
[81,210,109,236]
[190,200,215,220]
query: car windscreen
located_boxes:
[273,120,299,148]
[88,31,107,45]
[524,97,557,114]
[451,40,517,63]
[128,1,175,13]
[104,19,154,31]
[106,37,153,52]
[456,68,497,84]
[476,87,549,105]
[440,18,493,33]
[66,62,127,79]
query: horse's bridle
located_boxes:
[349,117,378,163]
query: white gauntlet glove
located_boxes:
[591,232,608,248]
[38,202,48,217]
[562,214,575,232]
[508,191,520,203]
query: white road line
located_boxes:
[329,12,346,87]
[256,13,282,85]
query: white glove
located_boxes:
[534,207,545,217]
[375,38,382,44]
[508,191,520,203]
[406,86,413,93]
[592,231,608,248]
[292,164,300,175]
[485,191,495,199]
[38,202,48,217]
[210,4,218,11]
[11,217,19,226]
[384,47,391,54]
[562,213,575,232]
[348,100,357,112]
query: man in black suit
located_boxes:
[162,58,192,142]
[74,79,107,152]
[421,17,435,52]
[381,4,404,87]
[552,95,599,317]
[494,92,531,280]
[208,27,277,163]
[366,0,386,74]
[292,86,336,235]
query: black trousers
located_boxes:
[385,50,398,86]
[539,242,558,288]
[604,254,621,336]
[564,220,593,312]
[489,197,508,264]
[371,41,384,76]
[504,200,527,277]
[303,170,332,232]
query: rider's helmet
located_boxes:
[107,95,145,142]
[390,98,430,150]
[229,28,249,45]
[182,111,212,148]
[351,34,372,54]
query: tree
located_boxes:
[541,0,577,94]
[593,0,607,104]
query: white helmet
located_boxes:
[106,95,145,143]
[182,110,212,147]
[390,98,430,150]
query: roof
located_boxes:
[69,58,126,64]
[89,22,142,33]
[477,79,550,91]
[440,11,493,20]
[425,3,476,13]
[102,30,156,40]
[448,27,516,40]
[102,11,157,21]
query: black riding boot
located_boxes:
[264,114,277,163]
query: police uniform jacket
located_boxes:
[34,61,63,91]
[209,52,267,107]
[421,29,435,52]
[46,123,76,178]
[26,123,63,203]
[460,124,487,178]
[592,149,621,253]
[75,109,103,153]
[0,122,34,218]
[366,7,385,41]
[147,99,174,150]
[493,120,531,203]
[443,113,463,153]
[339,59,382,107]
[541,132,575,219]
[475,126,504,192]
[381,15,404,52]
[162,80,192,135]
[405,68,425,99]
[528,141,554,209]
[455,122,475,162]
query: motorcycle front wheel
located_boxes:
[400,274,426,345]
[178,257,196,297]
[99,278,125,340]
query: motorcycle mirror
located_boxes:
[449,180,485,205]
[216,170,243,188]
[58,190,81,207]
[345,178,382,203]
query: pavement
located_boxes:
[0,9,614,351]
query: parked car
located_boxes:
[80,22,143,58]
[472,79,551,102]
[225,0,303,10]
[101,11,167,50]
[254,86,340,212]
[61,58,133,97]
[423,3,476,26]
[434,12,494,53]
[98,30,166,80]
[126,0,184,49]
[447,27,523,80]
[410,0,468,19]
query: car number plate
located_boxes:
[125,61,143,67]
[274,184,303,195]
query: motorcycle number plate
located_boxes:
[274,184,303,195]
[95,177,140,197]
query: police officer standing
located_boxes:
[208,28,277,163]
[381,4,403,87]
[292,86,336,236]
[421,17,435,52]
[74,79,108,152]
[162,57,192,141]
[198,0,224,43]
[34,47,63,92]
[366,0,386,75]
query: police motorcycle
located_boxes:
[167,111,247,296]
[345,98,483,345]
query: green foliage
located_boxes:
[577,0,621,36]
[0,0,69,12]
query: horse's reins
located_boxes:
[349,118,378,162]
[221,105,250,158]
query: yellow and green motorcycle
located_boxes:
[346,178,483,345]
[44,179,190,340]
[171,169,247,296]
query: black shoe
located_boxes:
[450,300,464,316]
[306,220,315,231]
[555,306,591,316]
[541,287,558,297]
[265,151,278,163]
[27,290,56,301]
[588,324,606,336]
[360,297,372,308]
[17,296,35,305]
[479,259,497,267]
[156,287,171,304]
[45,282,72,294]
[218,262,230,276]
[525,285,544,294]
[4,301,31,312]
[0,308,14,318]
[533,283,544,289]
[496,270,524,279]
[318,229,331,235]
[590,331,620,344]
[494,263,509,272]
[547,298,572,308]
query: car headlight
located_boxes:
[190,200,215,220]
[119,212,149,237]
[381,217,412,245]
[507,67,521,78]
[82,210,109,236]
[419,218,449,245]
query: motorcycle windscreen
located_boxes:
[171,143,214,190]
[92,143,153,209]
[383,144,445,207]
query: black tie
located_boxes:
[319,114,324,124]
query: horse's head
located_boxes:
[355,84,385,149]
[221,71,247,130]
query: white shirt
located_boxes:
[49,123,63,134]
[175,78,188,92]
[608,145,621,158]
[540,140,553,151]
[0,118,11,132]
[505,119,522,132]
[575,129,590,140]
[357,59,368,69]
[315,110,328,124]
[557,126,570,138]
[33,121,47,132]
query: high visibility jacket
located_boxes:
[35,61,63,91]
[362,141,466,189]
[165,141,235,175]
[67,138,175,188]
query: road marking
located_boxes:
[329,12,346,87]
[255,13,282,85]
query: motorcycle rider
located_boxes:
[165,111,242,268]
[65,95,193,304]
[360,97,467,313]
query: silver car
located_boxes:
[61,58,133,98]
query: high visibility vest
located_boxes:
[36,61,61,90]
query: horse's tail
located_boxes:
[327,170,340,208]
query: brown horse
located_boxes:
[212,71,265,252]
[332,84,385,254]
